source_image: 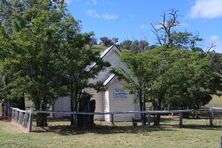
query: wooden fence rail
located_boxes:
[7,107,222,132]
[33,108,216,128]
[11,107,33,132]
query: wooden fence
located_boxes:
[33,108,218,127]
[11,107,33,132]
[8,107,222,132]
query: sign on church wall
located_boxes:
[113,89,128,98]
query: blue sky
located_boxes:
[66,0,222,52]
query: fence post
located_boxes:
[221,136,222,148]
[209,108,214,127]
[19,112,23,124]
[11,108,14,120]
[111,112,114,126]
[147,112,151,127]
[16,110,19,122]
[22,111,28,127]
[179,112,183,127]
[27,107,33,132]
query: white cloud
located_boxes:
[140,24,148,29]
[209,36,222,53]
[86,9,100,18]
[189,0,222,19]
[86,9,119,21]
[102,14,119,20]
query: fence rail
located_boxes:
[11,107,33,132]
[33,109,194,115]
[7,107,222,132]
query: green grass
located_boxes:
[207,95,222,108]
[1,119,222,148]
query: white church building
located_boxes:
[53,45,140,121]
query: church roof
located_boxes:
[100,45,121,86]
[87,44,122,87]
[103,73,116,86]
[86,44,120,71]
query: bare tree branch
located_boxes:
[206,42,216,52]
[151,9,180,48]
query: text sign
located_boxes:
[113,89,128,98]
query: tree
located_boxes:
[112,37,119,44]
[0,0,109,127]
[57,18,110,125]
[88,35,97,49]
[0,0,70,126]
[100,37,112,47]
[151,9,202,50]
[120,40,132,50]
[120,40,149,52]
[112,50,159,125]
[114,46,220,126]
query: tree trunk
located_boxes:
[89,100,96,126]
[70,97,75,126]
[77,94,94,127]
[153,102,161,126]
[18,94,25,110]
[36,104,48,127]
[70,84,77,126]
[139,92,146,126]
[36,113,48,127]
[1,103,4,117]
[142,93,147,126]
[153,114,161,126]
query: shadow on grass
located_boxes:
[178,124,222,130]
[32,124,174,136]
[30,117,222,135]
[32,124,222,136]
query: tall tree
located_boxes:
[114,46,220,126]
[112,50,158,125]
[88,36,97,49]
[120,40,149,52]
[57,16,110,125]
[100,36,112,47]
[151,9,202,50]
[0,0,69,126]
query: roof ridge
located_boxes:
[103,73,116,86]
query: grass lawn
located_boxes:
[0,119,222,148]
[207,95,222,108]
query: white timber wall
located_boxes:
[106,78,138,121]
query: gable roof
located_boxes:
[86,44,121,71]
[100,44,121,58]
[100,44,121,86]
[101,45,121,86]
[86,44,123,87]
[103,73,116,86]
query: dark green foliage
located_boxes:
[114,47,221,125]
[100,36,112,47]
[0,0,109,127]
[88,36,97,48]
